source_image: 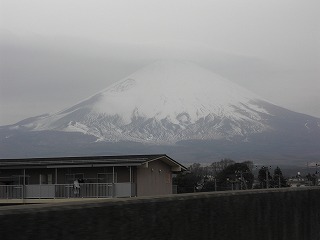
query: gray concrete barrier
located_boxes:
[0,187,319,240]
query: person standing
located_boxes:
[73,179,80,196]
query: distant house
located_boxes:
[0,154,186,200]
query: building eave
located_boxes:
[145,155,187,172]
[0,154,186,171]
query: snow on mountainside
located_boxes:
[6,60,293,143]
[2,60,320,163]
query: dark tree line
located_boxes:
[173,159,254,193]
[257,166,288,188]
[173,159,290,193]
[216,162,254,191]
[306,173,318,186]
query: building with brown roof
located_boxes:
[0,154,186,201]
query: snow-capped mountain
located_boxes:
[1,60,320,163]
[11,60,275,143]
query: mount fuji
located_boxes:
[1,60,320,164]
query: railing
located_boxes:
[0,185,23,199]
[55,183,113,198]
[172,185,178,194]
[0,183,135,199]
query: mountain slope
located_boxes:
[1,60,320,164]
[9,60,276,143]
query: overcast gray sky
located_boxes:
[0,0,319,125]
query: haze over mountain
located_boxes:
[1,60,320,165]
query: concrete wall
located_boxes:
[0,188,319,240]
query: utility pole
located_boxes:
[265,166,271,189]
[23,169,26,200]
[235,170,243,190]
[235,170,249,190]
[316,163,319,186]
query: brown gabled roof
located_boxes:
[0,154,187,171]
